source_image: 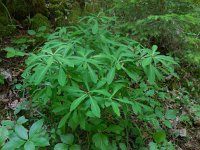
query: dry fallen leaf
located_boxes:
[0,68,12,82]
[8,99,19,110]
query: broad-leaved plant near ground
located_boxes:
[0,116,49,150]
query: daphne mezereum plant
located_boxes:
[21,14,177,149]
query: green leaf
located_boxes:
[58,67,66,86]
[119,143,127,150]
[17,116,28,125]
[92,133,109,150]
[34,66,49,84]
[132,102,142,115]
[38,26,47,32]
[165,109,177,120]
[107,67,115,84]
[147,64,156,84]
[0,127,9,145]
[24,141,35,150]
[60,134,74,145]
[88,65,98,83]
[58,113,71,128]
[70,94,87,112]
[153,130,166,144]
[106,125,123,134]
[92,89,111,97]
[149,142,158,150]
[163,120,172,128]
[31,137,49,147]
[152,45,158,54]
[27,30,36,35]
[1,120,14,128]
[2,136,25,150]
[70,144,81,150]
[29,119,44,138]
[4,47,26,58]
[34,57,53,85]
[92,20,98,34]
[90,97,101,118]
[142,57,152,68]
[111,102,120,117]
[123,68,140,82]
[54,143,68,150]
[15,124,28,140]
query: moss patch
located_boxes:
[31,13,50,30]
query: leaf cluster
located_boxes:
[21,15,177,149]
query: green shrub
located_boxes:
[31,13,50,30]
[22,15,177,149]
[108,0,200,54]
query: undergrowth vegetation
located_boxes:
[112,0,200,55]
[1,15,178,149]
[0,1,200,150]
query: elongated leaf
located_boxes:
[29,119,44,138]
[147,64,156,84]
[90,97,101,118]
[156,55,177,64]
[35,57,53,84]
[70,94,87,111]
[58,113,71,128]
[88,65,98,83]
[107,67,115,84]
[142,57,152,68]
[31,136,49,147]
[0,127,9,145]
[152,45,158,54]
[15,124,28,140]
[116,98,133,105]
[70,144,81,150]
[34,66,49,85]
[92,133,108,150]
[91,89,111,97]
[24,141,35,150]
[119,143,127,150]
[132,102,142,115]
[123,68,140,82]
[60,134,74,144]
[92,20,98,34]
[17,116,28,125]
[111,102,120,117]
[163,120,172,128]
[58,67,66,86]
[54,143,68,150]
[2,137,25,150]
